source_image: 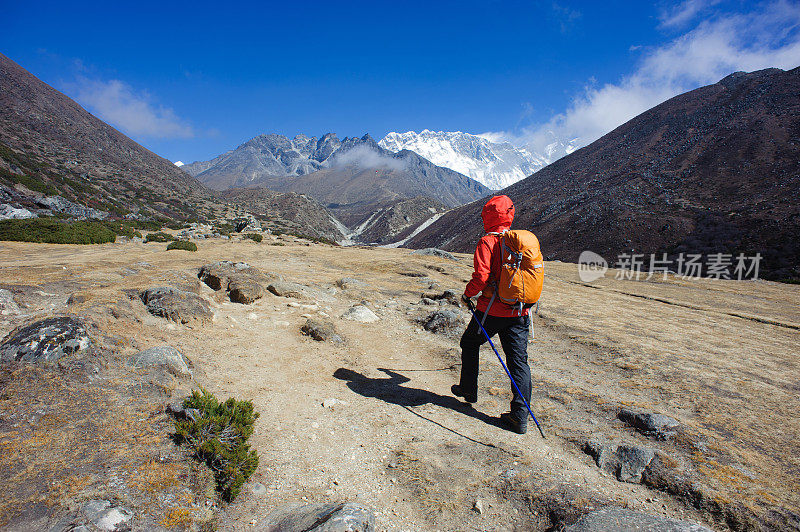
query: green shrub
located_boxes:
[145,231,177,243]
[0,218,117,244]
[0,170,59,196]
[174,389,259,502]
[167,240,198,252]
[244,233,263,243]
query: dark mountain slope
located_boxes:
[216,187,344,242]
[0,53,215,221]
[408,67,800,280]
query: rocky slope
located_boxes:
[0,53,217,222]
[217,187,346,242]
[408,67,800,281]
[379,129,576,190]
[185,133,490,207]
[182,133,343,190]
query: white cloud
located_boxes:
[659,0,723,30]
[67,77,194,139]
[489,1,800,157]
[330,145,407,171]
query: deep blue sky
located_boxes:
[3,1,799,163]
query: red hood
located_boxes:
[481,195,515,233]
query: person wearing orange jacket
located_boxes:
[452,195,532,434]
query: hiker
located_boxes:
[452,195,534,434]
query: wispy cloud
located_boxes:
[330,145,406,171]
[659,0,724,30]
[487,1,800,158]
[66,76,194,139]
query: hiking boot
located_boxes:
[451,384,477,403]
[500,412,528,434]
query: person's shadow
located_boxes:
[333,367,504,436]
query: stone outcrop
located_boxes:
[139,287,213,324]
[0,316,91,362]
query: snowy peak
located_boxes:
[379,130,571,190]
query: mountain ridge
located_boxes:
[407,67,800,281]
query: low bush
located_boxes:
[244,233,263,243]
[0,218,117,244]
[145,231,177,243]
[167,240,198,252]
[174,389,259,502]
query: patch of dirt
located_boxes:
[0,237,798,531]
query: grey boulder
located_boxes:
[619,409,680,439]
[301,319,343,343]
[0,316,91,363]
[341,305,379,323]
[140,287,213,324]
[129,346,192,378]
[421,309,464,335]
[564,507,712,532]
[584,440,656,484]
[256,502,375,532]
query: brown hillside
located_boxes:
[408,68,800,280]
[0,53,215,221]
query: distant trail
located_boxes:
[549,276,800,331]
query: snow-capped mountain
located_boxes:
[379,130,576,190]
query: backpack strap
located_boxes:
[480,230,506,325]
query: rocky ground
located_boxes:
[0,234,798,531]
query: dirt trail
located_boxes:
[0,236,798,531]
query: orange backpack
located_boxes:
[485,230,544,315]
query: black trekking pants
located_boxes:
[459,311,532,423]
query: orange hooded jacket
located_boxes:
[464,195,528,317]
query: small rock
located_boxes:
[0,289,21,315]
[301,319,343,343]
[499,468,517,479]
[473,498,484,514]
[618,409,680,439]
[336,278,367,289]
[583,440,656,484]
[251,482,267,496]
[341,305,379,323]
[267,281,308,299]
[421,309,464,335]
[129,346,192,378]
[322,398,347,408]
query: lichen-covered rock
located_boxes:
[301,319,343,343]
[140,287,213,324]
[129,346,192,378]
[583,440,656,484]
[618,408,680,439]
[0,316,91,362]
[421,309,464,335]
[564,507,712,532]
[256,502,375,532]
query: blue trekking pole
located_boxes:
[465,299,545,439]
